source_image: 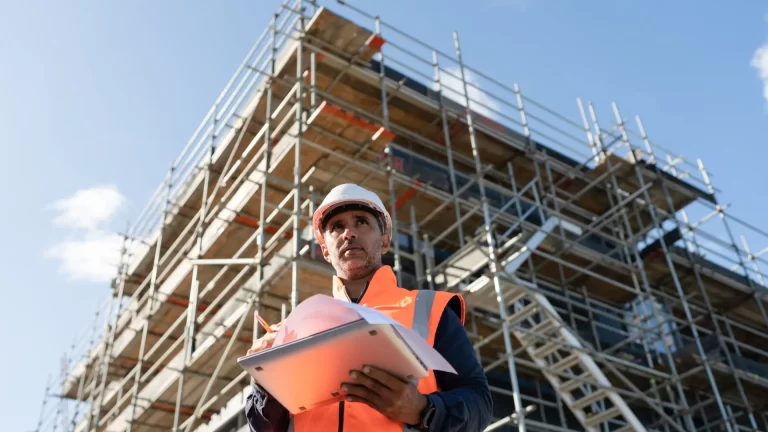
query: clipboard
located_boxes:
[237,318,429,414]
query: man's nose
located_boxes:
[342,226,358,239]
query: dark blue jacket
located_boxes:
[244,295,493,431]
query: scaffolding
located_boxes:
[34,1,768,431]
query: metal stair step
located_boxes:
[583,406,622,427]
[482,218,647,432]
[518,318,558,344]
[572,388,608,410]
[531,340,562,359]
[530,317,558,336]
[508,302,539,325]
[559,372,593,393]
[502,285,528,306]
[552,353,580,373]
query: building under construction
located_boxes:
[34,1,768,431]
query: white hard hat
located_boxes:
[312,184,392,244]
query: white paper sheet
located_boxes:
[273,294,456,374]
[272,295,361,345]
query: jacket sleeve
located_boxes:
[427,306,493,432]
[244,380,291,432]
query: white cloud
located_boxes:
[45,185,127,283]
[44,230,124,283]
[751,42,768,104]
[436,66,502,120]
[50,184,125,230]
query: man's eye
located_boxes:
[357,219,368,225]
[332,223,343,231]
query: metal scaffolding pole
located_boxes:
[173,95,219,431]
[453,30,527,431]
[583,101,693,428]
[291,0,305,311]
[513,87,589,424]
[695,157,768,330]
[623,109,759,431]
[255,11,278,337]
[127,168,173,432]
[68,307,100,430]
[181,297,255,432]
[576,102,698,430]
[88,232,130,431]
[374,15,402,286]
[433,50,465,249]
[598,102,732,431]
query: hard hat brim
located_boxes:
[312,198,392,245]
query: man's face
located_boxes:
[321,209,390,280]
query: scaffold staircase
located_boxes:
[458,217,647,432]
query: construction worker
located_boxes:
[244,184,493,431]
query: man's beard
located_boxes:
[335,243,378,278]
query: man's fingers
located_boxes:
[341,383,383,407]
[360,365,406,388]
[246,332,277,355]
[269,319,285,332]
[350,370,391,394]
[344,394,379,411]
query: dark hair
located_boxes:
[321,203,384,234]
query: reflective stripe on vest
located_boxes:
[412,289,436,340]
[287,289,437,431]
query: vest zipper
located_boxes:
[338,401,345,432]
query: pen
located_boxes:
[256,314,275,334]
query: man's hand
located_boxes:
[341,365,427,425]
[246,321,283,355]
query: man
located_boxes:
[244,184,493,431]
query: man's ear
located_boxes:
[381,233,391,254]
[320,242,331,263]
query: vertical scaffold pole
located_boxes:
[602,103,732,431]
[453,31,526,432]
[423,234,436,291]
[127,168,173,431]
[695,156,768,329]
[627,113,758,431]
[578,99,693,430]
[310,52,317,111]
[410,205,424,290]
[34,376,51,432]
[292,0,305,310]
[374,16,402,286]
[256,12,278,331]
[432,50,464,248]
[89,232,130,431]
[70,306,101,429]
[739,235,767,287]
[174,93,218,430]
[669,160,760,431]
[181,297,255,432]
[81,321,102,431]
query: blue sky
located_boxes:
[1,0,766,430]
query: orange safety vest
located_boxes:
[290,265,465,432]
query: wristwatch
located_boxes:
[415,396,436,431]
